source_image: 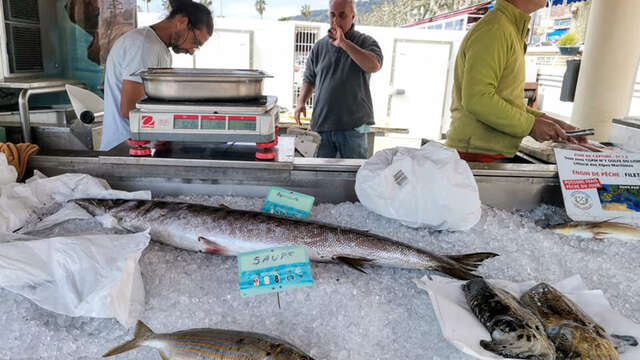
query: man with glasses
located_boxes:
[101,0,213,150]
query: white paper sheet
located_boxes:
[414,275,640,360]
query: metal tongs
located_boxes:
[565,128,595,137]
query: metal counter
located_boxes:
[28,136,561,209]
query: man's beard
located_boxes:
[169,31,189,54]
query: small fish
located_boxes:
[74,199,498,280]
[549,221,640,241]
[103,320,314,360]
[521,283,620,360]
[462,279,556,360]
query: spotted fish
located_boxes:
[103,320,314,360]
[74,199,498,280]
[462,279,556,360]
[521,282,635,360]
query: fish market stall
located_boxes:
[1,182,639,359]
[28,147,560,210]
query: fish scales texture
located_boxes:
[462,279,556,360]
[521,283,619,360]
[103,321,314,359]
[74,199,498,280]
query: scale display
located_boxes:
[174,115,199,129]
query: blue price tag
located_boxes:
[238,246,313,297]
[261,187,315,219]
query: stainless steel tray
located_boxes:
[134,68,273,101]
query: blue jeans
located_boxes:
[316,129,368,158]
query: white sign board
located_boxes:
[555,149,640,223]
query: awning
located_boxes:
[546,28,569,41]
[548,0,587,6]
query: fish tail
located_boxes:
[436,252,499,280]
[103,320,155,357]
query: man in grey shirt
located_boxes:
[294,0,383,158]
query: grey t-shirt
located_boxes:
[303,26,383,132]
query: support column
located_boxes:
[570,0,640,142]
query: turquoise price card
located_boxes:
[261,187,315,219]
[238,246,313,297]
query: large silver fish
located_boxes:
[74,199,497,280]
[521,282,633,360]
[462,279,556,360]
[103,320,314,360]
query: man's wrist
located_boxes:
[339,39,354,51]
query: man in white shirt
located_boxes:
[101,0,213,150]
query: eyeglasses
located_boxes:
[191,28,201,50]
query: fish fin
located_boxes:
[479,340,521,359]
[103,320,155,357]
[610,334,639,348]
[158,351,170,360]
[445,252,499,272]
[593,231,611,240]
[333,256,373,273]
[218,203,232,210]
[198,236,228,254]
[434,265,479,280]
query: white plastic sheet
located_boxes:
[414,275,640,360]
[0,173,153,327]
[0,173,150,233]
[0,230,150,328]
[0,153,17,187]
[355,142,481,230]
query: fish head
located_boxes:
[74,199,140,218]
[481,316,556,360]
[548,222,590,236]
[74,199,110,216]
[548,323,619,360]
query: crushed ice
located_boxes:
[1,196,639,359]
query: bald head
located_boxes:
[329,0,355,33]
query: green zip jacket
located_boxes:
[445,0,544,157]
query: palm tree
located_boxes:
[301,4,311,19]
[255,0,266,19]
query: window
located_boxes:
[427,24,443,30]
[554,18,571,28]
[444,19,464,31]
[293,25,320,109]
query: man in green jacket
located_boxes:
[446,0,579,162]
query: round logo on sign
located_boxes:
[570,191,593,211]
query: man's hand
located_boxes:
[328,26,346,48]
[294,102,306,125]
[530,117,569,143]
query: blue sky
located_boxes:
[141,0,331,20]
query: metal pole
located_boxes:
[18,85,68,143]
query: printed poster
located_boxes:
[555,149,640,223]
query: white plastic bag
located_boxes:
[355,142,481,230]
[0,153,17,186]
[0,230,150,328]
[0,173,150,233]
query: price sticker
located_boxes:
[238,246,313,297]
[261,187,315,219]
